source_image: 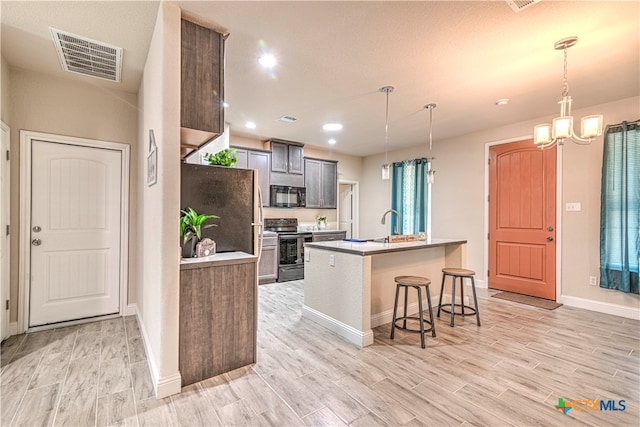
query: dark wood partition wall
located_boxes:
[179,257,257,386]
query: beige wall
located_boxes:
[230,134,363,230]
[360,96,640,313]
[1,56,10,124]
[6,68,138,324]
[135,2,181,397]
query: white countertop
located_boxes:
[180,251,257,270]
[305,237,467,256]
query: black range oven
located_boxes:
[264,218,312,282]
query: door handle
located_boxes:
[547,226,554,232]
[32,238,42,246]
[33,225,42,233]
[547,236,554,242]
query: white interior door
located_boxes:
[1,123,9,340]
[29,140,122,327]
[338,183,354,238]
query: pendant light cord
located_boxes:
[384,90,390,165]
[429,107,433,154]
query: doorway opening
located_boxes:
[485,137,560,300]
[1,123,10,341]
[18,131,130,332]
[338,180,359,238]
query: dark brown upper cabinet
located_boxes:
[181,19,225,158]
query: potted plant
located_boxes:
[317,215,327,230]
[180,208,219,258]
[205,148,237,167]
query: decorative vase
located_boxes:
[181,237,198,258]
[317,221,327,230]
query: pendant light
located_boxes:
[424,103,437,184]
[379,86,394,180]
[533,36,603,148]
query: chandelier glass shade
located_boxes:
[534,37,603,149]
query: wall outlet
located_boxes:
[329,254,335,267]
[566,202,582,212]
[589,276,597,286]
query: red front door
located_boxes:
[489,140,556,300]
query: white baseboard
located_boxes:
[302,305,373,347]
[558,295,640,320]
[371,299,437,328]
[156,372,182,398]
[475,279,487,288]
[124,303,137,317]
[135,307,182,399]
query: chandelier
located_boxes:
[424,103,437,184]
[533,36,603,149]
[380,86,394,180]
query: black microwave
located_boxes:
[270,185,306,208]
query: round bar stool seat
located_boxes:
[437,268,481,327]
[390,275,436,348]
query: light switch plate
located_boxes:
[329,254,335,267]
[305,251,310,262]
[566,202,582,212]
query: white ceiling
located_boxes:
[2,1,638,156]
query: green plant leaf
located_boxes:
[180,208,219,242]
[206,148,237,167]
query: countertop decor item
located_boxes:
[317,215,327,230]
[205,148,237,167]
[180,207,219,257]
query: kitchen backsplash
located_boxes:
[263,207,338,230]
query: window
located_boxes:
[390,159,431,235]
[600,120,640,294]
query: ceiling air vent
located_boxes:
[506,0,541,13]
[276,115,298,124]
[49,27,123,82]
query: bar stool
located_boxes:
[437,268,481,327]
[390,276,436,348]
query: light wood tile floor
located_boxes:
[1,280,638,426]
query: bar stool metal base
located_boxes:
[437,268,481,327]
[390,276,436,349]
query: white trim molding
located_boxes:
[135,306,182,398]
[559,295,640,321]
[302,304,374,347]
[18,130,130,333]
[124,304,137,317]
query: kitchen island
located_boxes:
[303,238,467,347]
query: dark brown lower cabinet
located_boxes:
[179,255,257,386]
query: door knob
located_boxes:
[33,225,42,233]
[32,238,42,246]
[547,226,554,232]
[546,236,554,242]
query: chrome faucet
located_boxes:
[381,209,402,235]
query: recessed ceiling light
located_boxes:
[258,53,277,69]
[495,98,510,106]
[245,121,256,129]
[322,123,343,132]
[328,139,337,145]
